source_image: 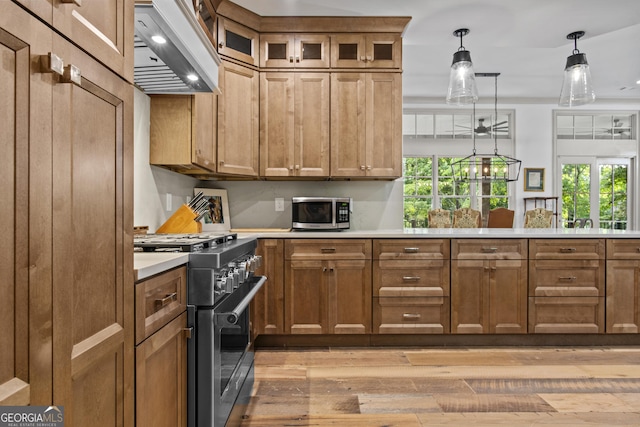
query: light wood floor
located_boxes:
[240,347,640,426]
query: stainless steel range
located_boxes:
[134,233,266,427]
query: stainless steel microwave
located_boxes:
[292,197,351,230]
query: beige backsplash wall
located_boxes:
[134,88,403,232]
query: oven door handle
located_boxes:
[215,275,267,327]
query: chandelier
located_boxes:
[451,73,522,183]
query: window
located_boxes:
[555,111,637,229]
[403,109,515,228]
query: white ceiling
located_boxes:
[233,0,640,105]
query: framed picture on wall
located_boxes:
[194,188,231,232]
[524,168,544,191]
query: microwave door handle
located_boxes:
[332,201,337,228]
[215,276,267,327]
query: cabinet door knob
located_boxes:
[295,56,300,63]
[219,42,224,48]
[183,327,193,339]
[289,56,294,63]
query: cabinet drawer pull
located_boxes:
[403,247,419,253]
[321,248,336,253]
[560,247,577,253]
[155,292,177,310]
[402,276,421,282]
[403,313,421,321]
[558,276,577,282]
[40,53,64,75]
[61,0,82,6]
[482,247,498,253]
[637,248,640,253]
[289,56,294,63]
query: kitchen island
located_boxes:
[248,228,640,348]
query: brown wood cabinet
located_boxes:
[260,72,330,177]
[528,239,605,333]
[16,0,134,82]
[330,72,402,178]
[252,239,285,335]
[330,33,402,69]
[373,240,450,334]
[150,94,217,175]
[217,60,260,176]
[451,239,528,334]
[284,240,372,334]
[606,239,640,333]
[260,34,330,68]
[0,3,134,423]
[135,267,188,427]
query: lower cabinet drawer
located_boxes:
[373,297,449,334]
[528,296,604,333]
[135,266,187,344]
[529,260,604,297]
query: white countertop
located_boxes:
[134,252,190,282]
[237,228,640,239]
[134,228,640,281]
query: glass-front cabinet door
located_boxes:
[260,34,329,68]
[217,16,259,66]
[330,33,401,69]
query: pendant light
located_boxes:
[559,31,596,107]
[446,28,478,105]
[450,73,522,183]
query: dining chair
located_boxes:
[524,208,554,228]
[428,208,452,228]
[453,207,482,228]
[487,207,515,228]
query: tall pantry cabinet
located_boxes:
[1,2,134,426]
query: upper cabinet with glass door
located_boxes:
[557,114,636,140]
[217,16,259,66]
[331,34,401,69]
[261,34,330,68]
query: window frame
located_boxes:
[403,108,516,227]
[553,110,638,230]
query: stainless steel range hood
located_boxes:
[134,0,220,94]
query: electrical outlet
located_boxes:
[275,198,285,212]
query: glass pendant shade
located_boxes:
[559,52,595,107]
[446,50,479,105]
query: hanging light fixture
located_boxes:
[446,28,478,105]
[559,31,596,107]
[451,73,522,183]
